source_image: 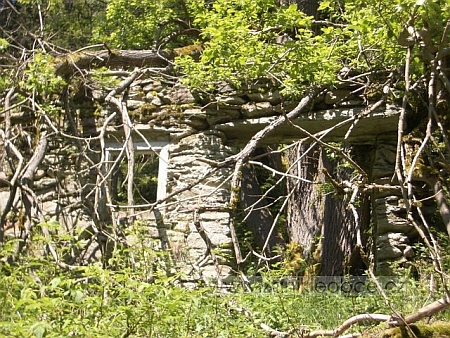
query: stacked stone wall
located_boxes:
[0,72,429,280]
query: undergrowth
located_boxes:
[1,254,449,338]
[1,224,449,337]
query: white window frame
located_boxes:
[104,141,169,204]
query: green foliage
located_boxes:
[2,247,449,338]
[0,75,12,94]
[0,38,9,52]
[2,0,450,334]
[280,242,307,275]
[176,0,340,96]
[176,0,450,97]
[318,181,335,195]
[95,0,203,49]
[8,0,106,49]
[1,221,449,336]
[3,0,450,102]
[114,153,159,205]
[19,53,65,95]
[90,67,122,89]
[383,323,450,338]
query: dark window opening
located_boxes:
[111,153,159,205]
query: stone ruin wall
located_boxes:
[0,73,432,280]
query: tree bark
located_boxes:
[296,0,319,18]
[105,71,140,216]
[320,161,356,276]
[433,180,450,237]
[286,143,323,261]
[55,50,170,76]
[287,143,369,276]
[12,124,48,262]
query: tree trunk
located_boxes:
[433,180,450,237]
[320,157,356,276]
[286,143,323,261]
[286,143,369,276]
[296,0,319,17]
[54,46,204,76]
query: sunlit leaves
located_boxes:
[1,252,448,337]
[0,38,9,52]
[177,0,450,96]
[96,0,202,49]
[19,53,65,95]
[344,0,443,76]
[176,0,339,96]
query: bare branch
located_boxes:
[225,87,320,269]
[404,296,450,324]
[307,314,393,338]
[261,296,450,337]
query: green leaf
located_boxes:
[31,322,48,338]
[0,38,9,52]
[49,277,61,291]
[318,1,331,10]
[72,290,85,304]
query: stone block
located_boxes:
[142,80,163,92]
[375,197,416,235]
[403,246,415,258]
[186,232,207,250]
[199,211,230,222]
[372,143,397,180]
[377,244,403,261]
[201,264,234,284]
[145,92,163,106]
[216,96,247,105]
[242,102,274,118]
[126,99,145,110]
[376,232,414,262]
[183,108,207,120]
[205,109,241,126]
[247,91,282,104]
[42,201,58,215]
[163,86,195,104]
[377,232,409,244]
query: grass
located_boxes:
[1,263,449,337]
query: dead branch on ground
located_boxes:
[260,296,450,337]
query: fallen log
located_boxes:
[54,45,203,76]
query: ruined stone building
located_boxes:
[1,69,430,283]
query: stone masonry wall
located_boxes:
[371,140,417,274]
[163,132,237,281]
[1,71,425,280]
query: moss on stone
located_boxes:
[138,103,157,115]
[381,323,450,338]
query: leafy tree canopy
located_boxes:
[1,0,449,97]
[91,0,450,96]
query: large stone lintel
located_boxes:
[214,104,400,145]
